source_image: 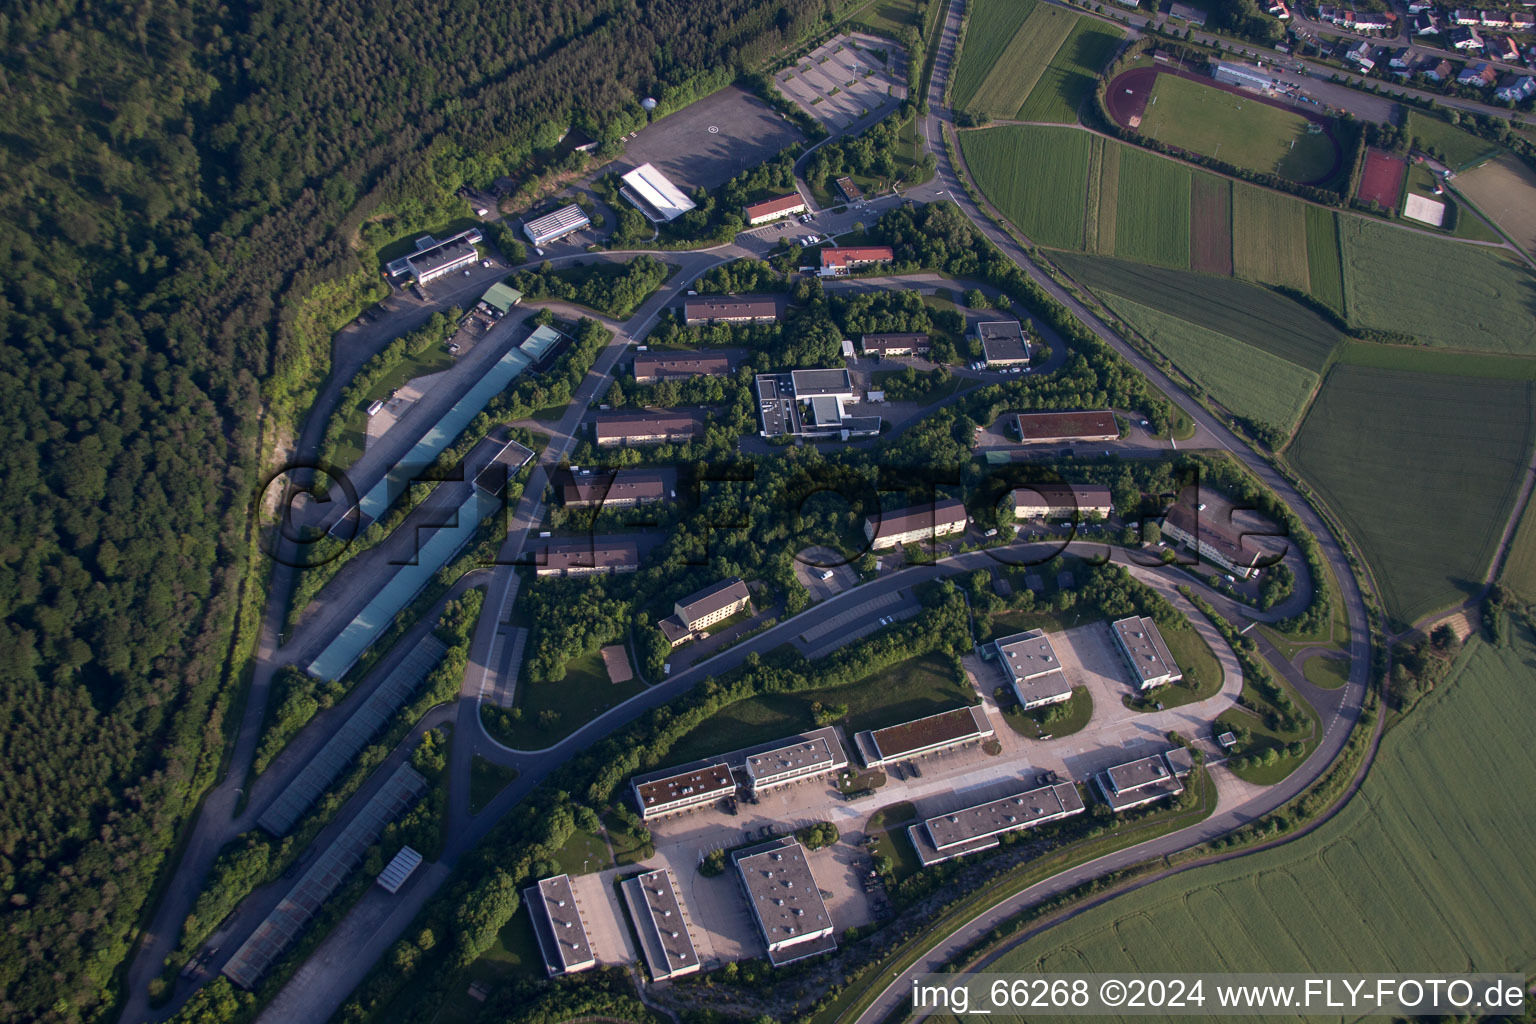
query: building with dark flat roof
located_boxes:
[526,874,597,976]
[1014,410,1119,444]
[385,229,484,285]
[660,578,751,647]
[473,438,535,496]
[1111,616,1183,690]
[1095,751,1187,811]
[860,333,930,357]
[593,409,702,447]
[855,705,993,768]
[1011,483,1114,520]
[908,781,1085,866]
[864,497,967,550]
[790,368,855,398]
[632,762,735,821]
[622,868,701,980]
[535,538,641,577]
[993,629,1074,709]
[560,470,666,509]
[683,295,780,326]
[755,370,877,440]
[634,352,733,383]
[733,839,837,965]
[977,321,1030,366]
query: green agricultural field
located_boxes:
[1016,19,1124,124]
[1405,110,1504,172]
[1289,365,1536,626]
[966,4,1073,118]
[1303,204,1345,315]
[1114,149,1190,268]
[1106,294,1319,433]
[1338,217,1536,353]
[950,0,1037,110]
[1332,338,1536,380]
[1137,73,1337,183]
[1053,253,1345,371]
[989,630,1536,980]
[1231,183,1310,291]
[960,125,1090,250]
[1499,493,1536,603]
[1093,139,1121,254]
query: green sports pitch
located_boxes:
[1137,74,1337,184]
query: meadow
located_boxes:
[1454,154,1536,256]
[960,125,1090,250]
[1106,294,1319,433]
[987,630,1536,983]
[1114,149,1190,268]
[1498,494,1536,603]
[1052,254,1343,371]
[1303,205,1345,316]
[1288,365,1536,626]
[849,0,924,38]
[965,3,1072,118]
[1232,182,1310,291]
[1338,217,1536,354]
[1137,73,1337,183]
[1405,110,1504,171]
[1016,19,1124,124]
[950,0,1038,110]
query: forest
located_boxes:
[0,0,837,1019]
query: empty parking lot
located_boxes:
[776,33,906,131]
[619,85,805,193]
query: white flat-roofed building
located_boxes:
[744,734,848,794]
[1095,751,1187,811]
[526,874,597,976]
[733,839,837,965]
[908,781,1085,865]
[621,163,697,222]
[524,204,591,246]
[1212,60,1274,90]
[385,229,485,284]
[854,705,993,768]
[1111,616,1183,690]
[993,629,1074,709]
[632,762,735,821]
[1011,483,1114,520]
[375,846,423,894]
[864,497,967,549]
[622,868,701,980]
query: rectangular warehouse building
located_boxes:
[744,193,809,225]
[385,229,484,285]
[524,204,591,246]
[1212,61,1274,90]
[860,333,930,357]
[622,868,702,980]
[632,762,736,821]
[864,497,967,550]
[1095,751,1187,811]
[855,705,993,768]
[1015,410,1119,444]
[593,409,703,446]
[659,577,751,646]
[621,163,697,222]
[634,352,734,383]
[744,733,848,794]
[819,246,894,277]
[977,321,1030,366]
[1012,483,1114,520]
[734,839,837,965]
[535,538,641,577]
[526,874,597,976]
[908,781,1086,866]
[561,470,666,509]
[1111,616,1183,690]
[994,629,1074,709]
[682,294,781,326]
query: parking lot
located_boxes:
[776,33,907,131]
[794,545,860,602]
[618,85,806,193]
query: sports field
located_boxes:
[960,125,1090,250]
[1454,154,1536,257]
[1114,149,1190,268]
[964,3,1072,118]
[1137,73,1337,183]
[1107,294,1318,432]
[1355,148,1406,208]
[988,629,1536,982]
[950,0,1038,110]
[1289,364,1536,626]
[1303,205,1345,315]
[1188,172,1232,275]
[1232,183,1309,290]
[1338,217,1536,353]
[1053,254,1342,371]
[1016,18,1125,124]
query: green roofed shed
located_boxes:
[481,282,523,314]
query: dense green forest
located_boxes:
[0,0,837,1020]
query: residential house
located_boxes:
[1450,24,1485,47]
[1480,9,1511,27]
[1413,12,1441,34]
[1422,57,1454,81]
[1453,9,1482,25]
[1459,60,1498,86]
[1495,74,1536,102]
[1488,34,1521,61]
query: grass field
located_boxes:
[468,756,520,814]
[1093,139,1121,255]
[1332,338,1536,380]
[1188,171,1232,275]
[1289,364,1536,626]
[1303,204,1345,315]
[664,651,975,764]
[1114,149,1191,268]
[1232,183,1310,291]
[1338,217,1536,354]
[1138,73,1336,183]
[1454,154,1536,257]
[987,631,1536,982]
[493,647,649,748]
[960,125,1090,250]
[966,4,1072,118]
[849,0,923,38]
[1106,294,1319,433]
[1016,19,1124,124]
[330,346,454,468]
[1083,136,1104,255]
[1498,492,1536,602]
[1052,254,1343,371]
[1406,110,1504,172]
[950,0,1038,110]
